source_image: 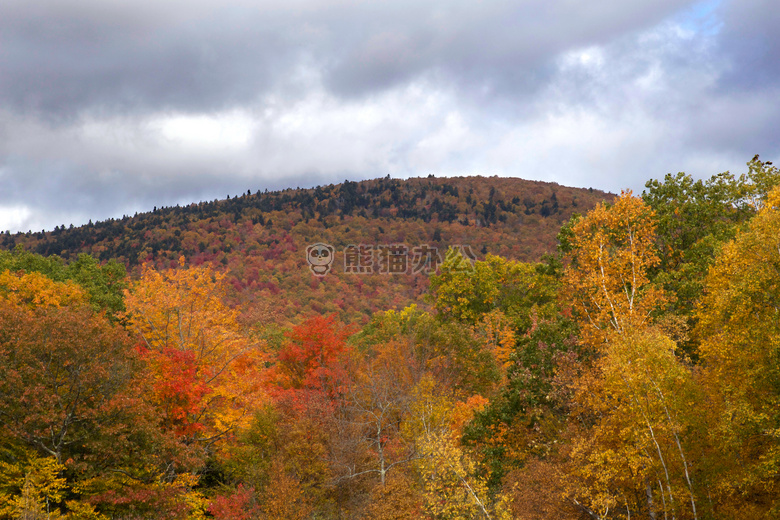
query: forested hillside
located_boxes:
[1,176,610,323]
[1,156,779,520]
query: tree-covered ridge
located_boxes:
[1,176,610,324]
[3,176,605,261]
[3,176,607,265]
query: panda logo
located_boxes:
[306,243,335,276]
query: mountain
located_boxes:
[1,175,613,323]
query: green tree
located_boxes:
[463,313,578,489]
[357,305,498,397]
[643,156,780,358]
[430,252,556,331]
[63,254,127,317]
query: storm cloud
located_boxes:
[1,0,777,232]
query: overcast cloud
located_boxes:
[1,0,778,232]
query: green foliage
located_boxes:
[643,170,745,329]
[0,247,126,317]
[0,246,66,279]
[63,254,127,317]
[430,250,575,489]
[430,252,557,330]
[463,315,579,489]
[739,154,780,210]
[643,156,780,358]
[554,213,581,256]
[222,406,281,491]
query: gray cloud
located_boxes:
[0,0,695,117]
[717,0,780,89]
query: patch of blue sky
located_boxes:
[674,0,724,37]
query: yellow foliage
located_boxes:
[416,431,511,520]
[0,453,67,520]
[63,500,108,520]
[175,473,208,520]
[402,375,454,441]
[566,329,700,520]
[0,270,86,308]
[563,191,665,345]
[697,185,780,512]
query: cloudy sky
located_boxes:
[1,0,778,232]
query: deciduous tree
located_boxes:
[563,191,665,345]
[697,186,780,516]
[124,258,265,447]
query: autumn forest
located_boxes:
[1,157,779,520]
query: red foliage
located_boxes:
[274,314,355,399]
[90,485,191,520]
[140,347,210,436]
[208,485,260,520]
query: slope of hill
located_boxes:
[1,176,613,323]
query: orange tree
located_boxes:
[124,258,266,458]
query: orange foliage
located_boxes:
[125,258,266,442]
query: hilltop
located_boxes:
[1,175,612,322]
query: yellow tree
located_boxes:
[697,186,780,517]
[566,330,700,520]
[416,431,510,520]
[561,192,702,519]
[0,270,86,308]
[563,191,665,345]
[404,377,510,520]
[0,452,66,520]
[124,258,266,451]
